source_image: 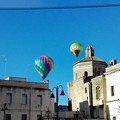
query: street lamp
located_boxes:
[50,85,65,120]
[1,103,8,120]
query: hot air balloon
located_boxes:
[70,42,83,57]
[34,56,54,79]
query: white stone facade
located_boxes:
[0,77,54,120]
[105,64,120,120]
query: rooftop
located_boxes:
[106,62,120,73]
[74,45,107,65]
[0,77,49,90]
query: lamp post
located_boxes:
[50,85,65,120]
[1,103,8,120]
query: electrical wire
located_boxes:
[0,3,120,10]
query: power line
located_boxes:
[0,3,120,10]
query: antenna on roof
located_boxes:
[2,55,7,78]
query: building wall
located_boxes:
[68,46,107,119]
[106,69,120,120]
[91,75,104,118]
[73,62,93,80]
[68,78,84,111]
[68,78,92,118]
[107,101,120,120]
[93,62,106,77]
[69,61,120,119]
[69,62,105,114]
[91,75,104,107]
[0,80,54,120]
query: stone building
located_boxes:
[105,61,120,120]
[0,77,54,120]
[68,45,107,118]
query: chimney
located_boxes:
[109,60,117,66]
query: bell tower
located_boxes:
[86,45,94,57]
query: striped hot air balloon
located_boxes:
[34,56,54,79]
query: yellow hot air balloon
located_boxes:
[70,42,83,57]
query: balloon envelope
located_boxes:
[70,42,82,57]
[34,56,54,79]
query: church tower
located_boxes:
[73,45,107,80]
[68,45,107,118]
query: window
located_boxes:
[22,94,27,104]
[74,114,78,118]
[21,114,27,120]
[6,87,11,91]
[37,115,42,120]
[37,95,42,106]
[113,116,116,120]
[97,71,100,75]
[0,87,2,92]
[96,86,100,100]
[6,114,11,120]
[7,93,12,104]
[84,71,88,77]
[85,87,87,93]
[111,86,114,96]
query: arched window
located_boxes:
[84,71,88,77]
[96,86,100,100]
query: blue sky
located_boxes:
[0,0,120,105]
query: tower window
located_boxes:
[84,71,88,77]
[96,86,100,100]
